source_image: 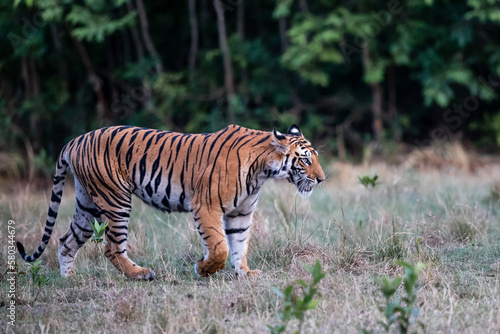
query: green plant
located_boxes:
[27,260,49,302]
[374,261,425,334]
[359,175,379,189]
[91,218,108,244]
[268,260,326,334]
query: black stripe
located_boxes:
[108,230,127,237]
[76,198,101,217]
[115,133,126,156]
[113,225,128,230]
[252,135,271,146]
[213,239,223,252]
[53,175,65,184]
[48,207,57,218]
[139,154,148,184]
[154,168,163,192]
[144,131,155,152]
[70,223,84,246]
[225,226,249,235]
[145,183,153,197]
[166,166,174,198]
[161,196,171,213]
[42,233,50,243]
[125,144,135,168]
[226,211,252,218]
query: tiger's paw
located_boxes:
[127,267,156,280]
[247,269,264,280]
[60,267,76,278]
[194,260,225,277]
[237,269,264,280]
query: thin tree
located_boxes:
[237,0,244,38]
[362,43,384,143]
[69,31,112,121]
[135,0,163,75]
[278,16,288,54]
[188,0,199,72]
[126,1,145,62]
[213,0,235,123]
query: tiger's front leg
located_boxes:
[224,211,261,278]
[193,208,229,277]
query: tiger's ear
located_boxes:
[271,128,290,154]
[288,124,302,136]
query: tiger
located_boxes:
[17,124,325,280]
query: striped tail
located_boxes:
[17,150,69,262]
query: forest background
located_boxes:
[1,0,500,178]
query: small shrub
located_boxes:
[365,261,425,334]
[268,260,326,334]
[27,260,50,302]
[359,175,379,188]
[91,218,108,244]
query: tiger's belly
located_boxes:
[133,183,191,213]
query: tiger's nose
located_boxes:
[317,177,324,184]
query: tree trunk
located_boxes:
[362,43,384,142]
[126,1,145,62]
[21,56,31,100]
[200,0,209,49]
[370,83,383,141]
[236,0,248,86]
[50,24,68,87]
[105,37,119,106]
[69,32,111,120]
[388,63,400,142]
[121,29,132,64]
[135,0,163,74]
[298,0,309,13]
[237,0,244,38]
[188,0,199,72]
[278,16,288,54]
[213,0,235,123]
[29,58,40,98]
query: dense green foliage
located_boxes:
[1,0,500,169]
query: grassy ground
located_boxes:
[1,161,500,333]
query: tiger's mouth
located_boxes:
[296,178,315,198]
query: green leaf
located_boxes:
[378,277,402,297]
[297,279,307,288]
[306,299,320,310]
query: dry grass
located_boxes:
[1,160,500,333]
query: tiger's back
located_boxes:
[67,125,272,214]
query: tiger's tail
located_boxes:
[17,147,70,262]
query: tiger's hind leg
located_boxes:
[58,178,98,277]
[102,212,155,280]
[91,194,155,280]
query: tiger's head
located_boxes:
[269,124,326,197]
